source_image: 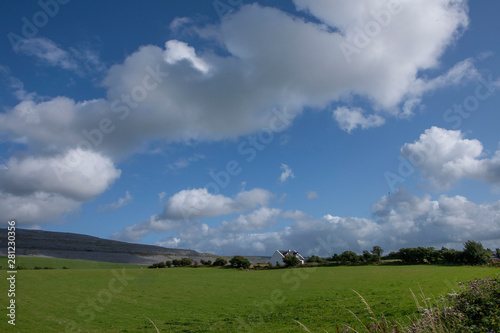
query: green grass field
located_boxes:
[1,257,498,332]
[0,256,144,270]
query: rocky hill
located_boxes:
[0,228,217,265]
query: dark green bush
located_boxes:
[212,257,227,266]
[446,276,500,332]
[229,255,251,269]
[283,255,300,267]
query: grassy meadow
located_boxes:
[1,257,498,332]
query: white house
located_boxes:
[270,249,305,266]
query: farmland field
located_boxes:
[0,258,498,332]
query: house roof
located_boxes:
[276,249,305,260]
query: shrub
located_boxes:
[148,262,166,268]
[283,255,301,267]
[340,251,359,265]
[212,257,227,266]
[165,261,172,267]
[446,276,500,332]
[44,267,55,269]
[16,265,27,270]
[200,259,212,266]
[229,255,251,269]
[180,258,192,266]
[62,266,69,269]
[34,266,43,270]
[306,255,324,263]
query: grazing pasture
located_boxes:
[0,257,498,332]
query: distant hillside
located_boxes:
[0,228,217,265]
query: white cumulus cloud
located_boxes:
[401,127,500,190]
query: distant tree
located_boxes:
[397,247,434,264]
[496,248,500,259]
[306,255,323,263]
[371,246,384,262]
[149,262,166,268]
[229,255,251,269]
[442,248,463,264]
[207,260,212,266]
[283,255,301,267]
[212,257,228,266]
[462,240,490,265]
[361,250,376,263]
[172,259,181,267]
[331,253,341,262]
[383,251,398,260]
[426,247,443,264]
[340,251,359,264]
[180,258,193,266]
[165,261,172,267]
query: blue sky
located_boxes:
[1,0,499,256]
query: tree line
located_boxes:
[148,240,498,269]
[323,241,496,266]
[148,256,251,269]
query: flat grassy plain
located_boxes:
[0,257,498,332]
[2,256,144,270]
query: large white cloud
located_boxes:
[0,149,120,224]
[220,207,281,233]
[0,1,473,158]
[0,192,80,225]
[401,127,500,190]
[0,1,479,226]
[161,187,274,220]
[111,188,276,244]
[1,149,121,201]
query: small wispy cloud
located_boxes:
[279,163,295,183]
[167,154,205,171]
[306,191,319,199]
[158,191,167,203]
[17,37,105,76]
[333,106,385,133]
[0,65,36,101]
[99,191,133,212]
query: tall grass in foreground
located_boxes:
[295,275,500,333]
